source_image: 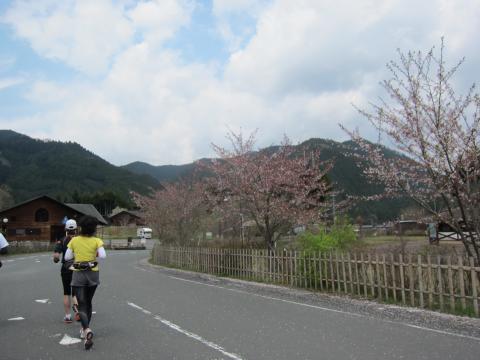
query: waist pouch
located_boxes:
[62,259,74,270]
[73,261,98,270]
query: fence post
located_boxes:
[470,257,479,317]
[273,249,278,284]
[447,256,455,311]
[375,253,381,300]
[347,253,353,294]
[329,252,335,292]
[427,255,433,309]
[382,254,388,302]
[262,249,265,282]
[368,254,375,297]
[418,255,424,308]
[289,250,293,287]
[342,253,347,293]
[294,251,299,287]
[361,253,367,297]
[408,254,415,306]
[335,251,341,293]
[437,255,444,312]
[241,248,245,279]
[458,256,466,311]
[303,251,308,288]
[390,253,397,303]
[399,254,405,305]
[354,253,360,296]
[318,252,324,291]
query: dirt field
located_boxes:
[361,235,466,256]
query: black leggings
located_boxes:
[73,285,97,329]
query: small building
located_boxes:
[109,209,145,226]
[393,220,426,236]
[0,195,107,242]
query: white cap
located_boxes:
[65,219,77,230]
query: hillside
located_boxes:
[124,138,415,222]
[123,161,196,183]
[0,130,160,206]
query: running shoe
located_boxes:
[79,328,85,339]
[63,315,72,324]
[84,329,94,350]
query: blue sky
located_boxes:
[0,0,479,166]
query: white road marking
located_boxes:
[134,265,480,342]
[127,302,151,315]
[127,302,244,360]
[59,334,82,345]
[8,317,25,321]
[35,260,41,263]
[35,299,49,304]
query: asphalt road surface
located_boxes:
[1,249,480,360]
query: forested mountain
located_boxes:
[123,161,196,183]
[123,138,415,223]
[0,130,160,209]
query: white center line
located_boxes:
[35,299,49,304]
[127,302,244,360]
[59,334,82,345]
[8,317,25,321]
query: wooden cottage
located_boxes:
[109,210,145,226]
[0,195,107,242]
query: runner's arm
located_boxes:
[97,247,106,259]
[0,234,8,254]
[53,240,62,262]
[64,248,74,261]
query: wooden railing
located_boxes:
[152,245,480,316]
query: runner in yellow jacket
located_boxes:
[65,215,106,350]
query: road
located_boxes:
[1,249,480,360]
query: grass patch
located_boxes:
[98,226,138,239]
[362,235,426,245]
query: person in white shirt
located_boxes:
[0,232,9,268]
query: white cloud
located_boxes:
[212,0,270,52]
[1,0,479,165]
[25,80,70,103]
[0,56,16,71]
[128,0,193,47]
[212,0,262,16]
[0,76,24,91]
[3,0,134,75]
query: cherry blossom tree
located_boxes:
[344,40,480,262]
[133,179,206,245]
[204,131,335,250]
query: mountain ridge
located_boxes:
[0,130,160,207]
[122,138,413,222]
[0,129,413,221]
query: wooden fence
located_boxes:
[152,245,480,316]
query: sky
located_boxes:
[0,0,479,166]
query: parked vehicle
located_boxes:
[137,227,152,239]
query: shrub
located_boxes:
[297,219,356,253]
